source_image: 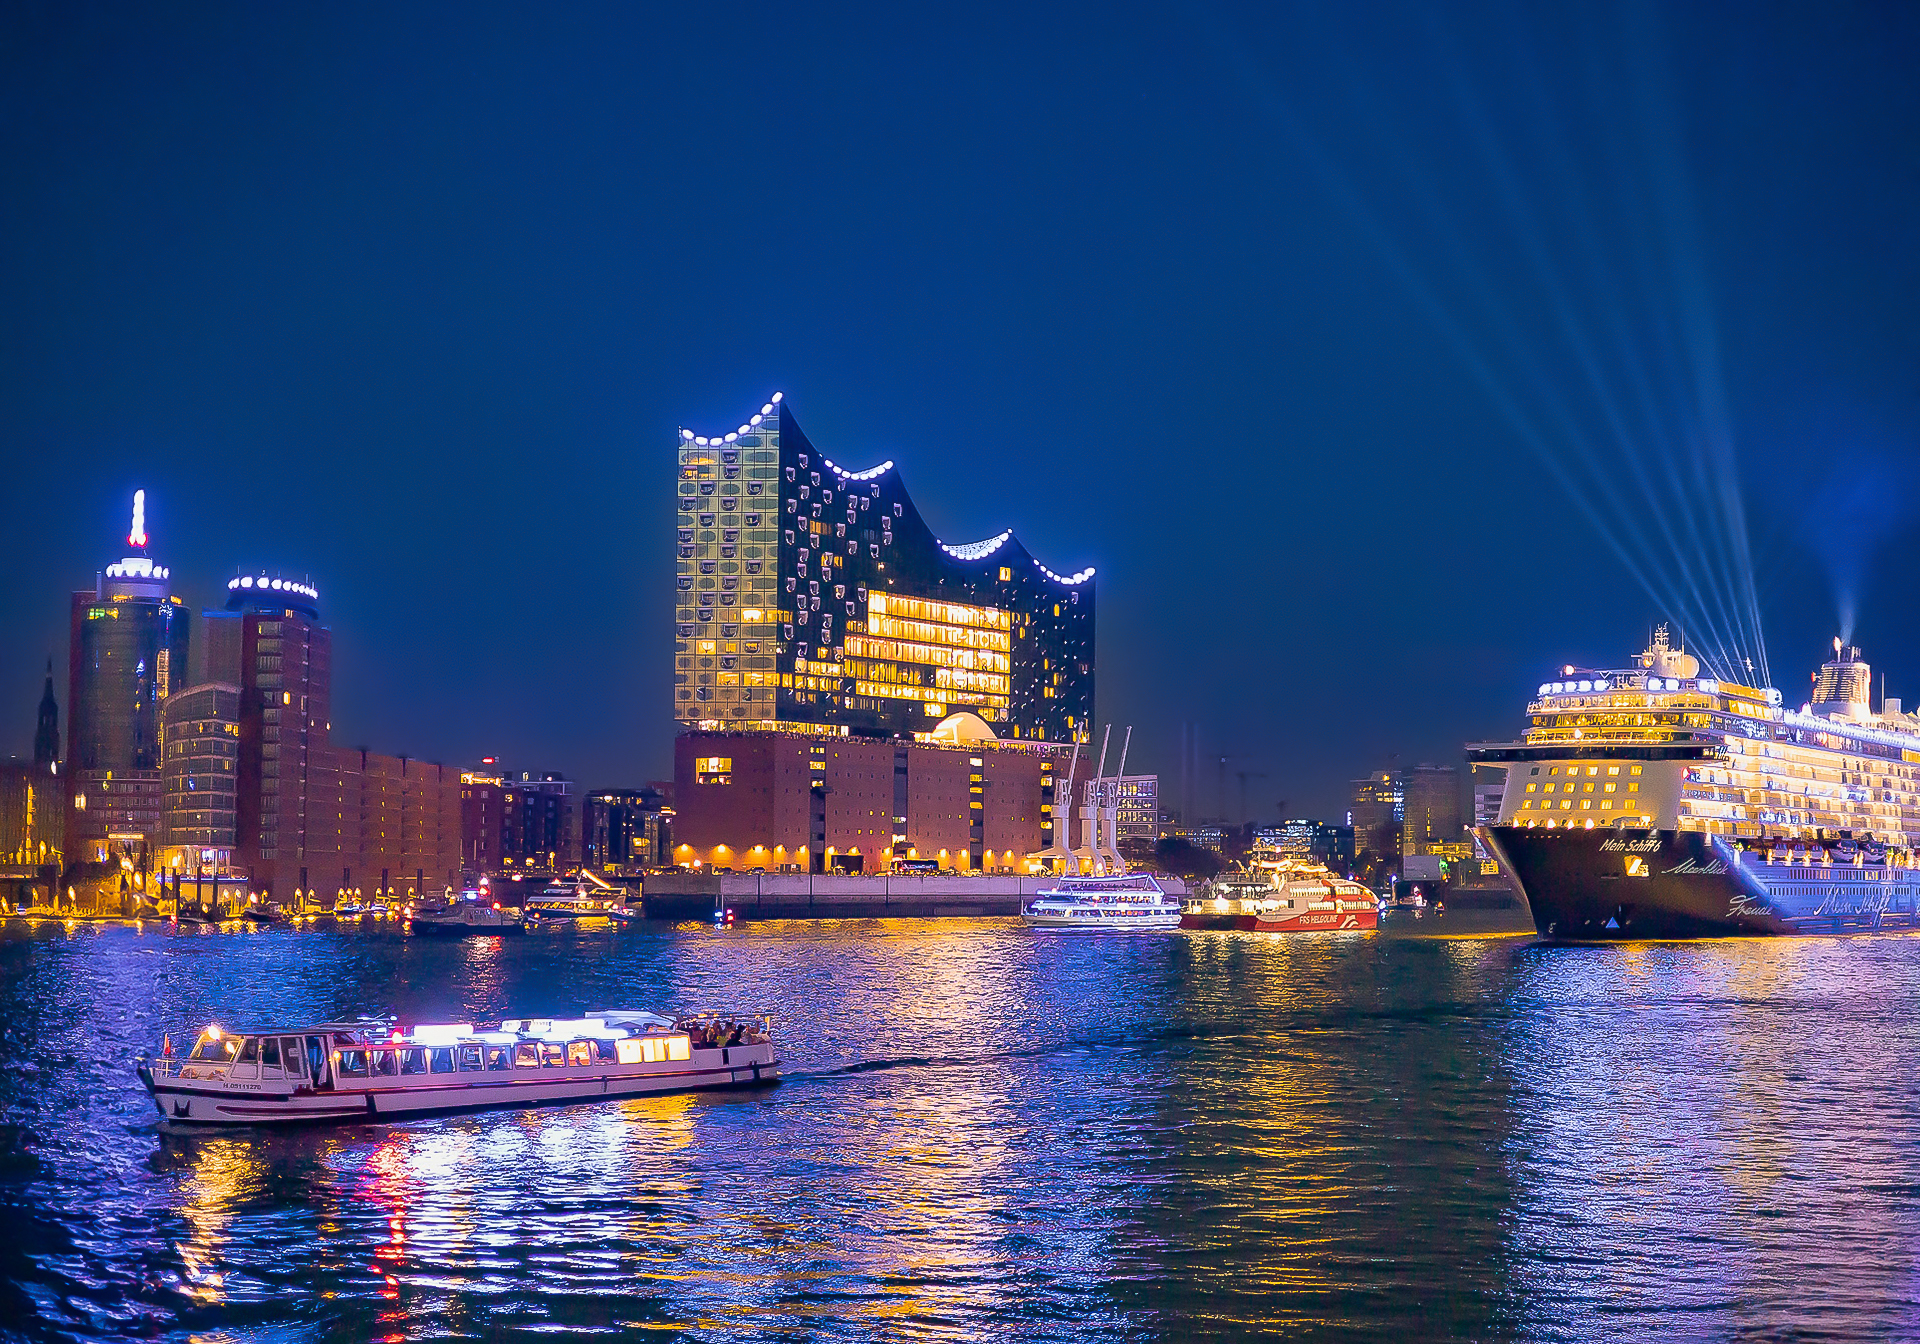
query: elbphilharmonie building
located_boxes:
[674,393,1094,745]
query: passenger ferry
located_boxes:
[1471,629,1920,938]
[137,1010,778,1127]
[521,881,629,927]
[1180,863,1379,931]
[1022,873,1183,931]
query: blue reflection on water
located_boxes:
[1,915,1919,1340]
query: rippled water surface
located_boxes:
[4,912,1920,1341]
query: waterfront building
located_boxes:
[500,772,577,871]
[672,719,1063,873]
[1349,771,1404,860]
[160,682,240,872]
[583,788,672,875]
[2,664,66,876]
[0,763,62,873]
[214,571,460,902]
[68,492,190,863]
[459,768,503,876]
[1313,821,1355,871]
[1099,774,1159,845]
[1402,763,1462,857]
[1171,826,1226,853]
[674,394,1095,743]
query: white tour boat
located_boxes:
[1022,873,1183,931]
[408,890,524,935]
[137,1009,779,1127]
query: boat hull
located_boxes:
[1487,825,1920,939]
[409,915,525,935]
[1179,908,1377,931]
[139,1046,780,1129]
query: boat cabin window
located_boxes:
[595,1040,619,1063]
[280,1038,305,1078]
[567,1041,593,1067]
[429,1048,457,1074]
[338,1049,370,1078]
[189,1033,239,1063]
[260,1038,281,1072]
[515,1044,541,1068]
[488,1047,513,1071]
[237,1039,258,1065]
[459,1045,484,1071]
[373,1049,400,1077]
[400,1048,428,1076]
[541,1043,565,1068]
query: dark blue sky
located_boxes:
[4,2,1918,821]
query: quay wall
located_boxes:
[641,872,1189,921]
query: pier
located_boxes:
[641,871,1191,921]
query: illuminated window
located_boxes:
[1601,801,1612,810]
[1581,800,1591,809]
[1549,767,1559,776]
[1525,783,1536,792]
[1583,783,1593,793]
[1588,767,1600,776]
[1608,766,1620,776]
[1631,766,1643,775]
[1522,801,1532,810]
[1604,783,1616,793]
[1628,783,1639,793]
[1560,801,1572,810]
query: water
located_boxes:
[3,912,1920,1342]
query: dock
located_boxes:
[640,872,1190,921]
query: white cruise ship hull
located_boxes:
[138,1044,779,1128]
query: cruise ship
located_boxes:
[1469,629,1920,938]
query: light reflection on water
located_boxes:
[3,915,1920,1339]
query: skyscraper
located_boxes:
[674,394,1095,744]
[67,491,190,863]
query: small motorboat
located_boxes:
[137,1009,780,1128]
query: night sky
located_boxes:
[4,2,1918,823]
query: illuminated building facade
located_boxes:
[583,789,672,875]
[674,394,1095,743]
[1402,763,1462,857]
[1349,771,1404,860]
[160,682,240,870]
[672,729,1065,873]
[1097,775,1159,845]
[68,492,190,862]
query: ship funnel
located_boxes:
[1813,642,1871,711]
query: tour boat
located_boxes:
[137,1010,779,1127]
[1022,873,1183,931]
[408,891,524,935]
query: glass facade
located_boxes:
[674,397,1094,742]
[161,682,241,864]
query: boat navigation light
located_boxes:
[207,1025,221,1040]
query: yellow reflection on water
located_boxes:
[173,1138,268,1303]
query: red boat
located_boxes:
[1180,865,1379,932]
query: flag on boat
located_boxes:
[162,1033,172,1058]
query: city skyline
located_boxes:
[5,5,1920,819]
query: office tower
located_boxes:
[68,491,190,862]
